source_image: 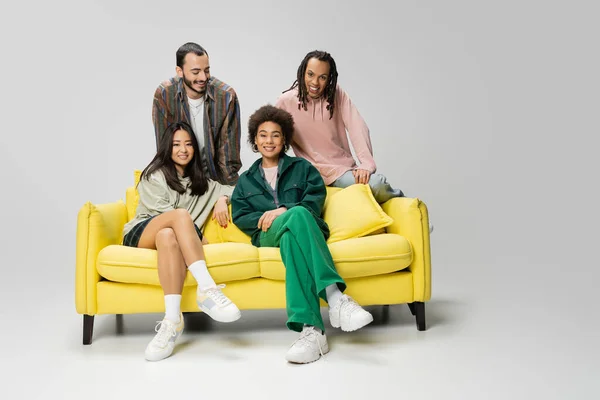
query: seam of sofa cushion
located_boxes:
[332,252,412,263]
[259,252,411,263]
[98,258,259,269]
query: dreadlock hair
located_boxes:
[139,121,209,197]
[283,50,338,119]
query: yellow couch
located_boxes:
[75,174,432,344]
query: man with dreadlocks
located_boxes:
[275,50,404,203]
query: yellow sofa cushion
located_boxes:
[97,242,260,286]
[259,233,411,281]
[203,205,252,244]
[323,184,394,243]
[324,186,342,209]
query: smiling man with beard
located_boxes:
[152,42,242,185]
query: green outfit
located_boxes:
[231,154,346,332]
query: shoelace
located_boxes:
[295,327,325,359]
[203,284,231,306]
[153,320,177,347]
[340,296,362,317]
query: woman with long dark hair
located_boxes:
[122,121,241,361]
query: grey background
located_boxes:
[0,0,598,398]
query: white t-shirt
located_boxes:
[188,96,205,148]
[188,96,207,172]
[263,166,278,190]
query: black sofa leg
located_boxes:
[116,314,124,335]
[382,305,390,323]
[83,315,95,345]
[414,302,426,331]
[407,302,416,316]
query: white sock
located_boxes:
[188,260,216,292]
[326,284,343,307]
[164,294,182,323]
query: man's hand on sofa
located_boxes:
[258,207,287,232]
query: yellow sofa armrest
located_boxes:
[75,200,128,315]
[382,197,431,302]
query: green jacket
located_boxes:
[231,154,330,247]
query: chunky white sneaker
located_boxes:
[144,314,184,362]
[285,326,329,364]
[197,284,241,323]
[329,294,374,332]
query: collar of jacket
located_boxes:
[247,153,298,183]
[176,76,216,102]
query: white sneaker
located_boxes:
[197,284,241,323]
[329,294,374,332]
[144,314,184,362]
[285,326,329,364]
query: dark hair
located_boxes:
[247,105,294,154]
[176,42,208,69]
[140,122,208,196]
[283,50,338,119]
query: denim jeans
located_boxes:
[331,170,404,203]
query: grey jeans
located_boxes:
[330,170,404,203]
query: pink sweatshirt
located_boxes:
[275,85,377,185]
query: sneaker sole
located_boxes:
[340,313,374,332]
[286,343,330,364]
[330,314,341,329]
[198,302,241,323]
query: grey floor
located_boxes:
[5,258,598,400]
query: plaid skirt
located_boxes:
[123,216,204,248]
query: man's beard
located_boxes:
[183,74,207,97]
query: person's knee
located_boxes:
[171,208,193,223]
[288,206,310,217]
[368,173,387,188]
[287,206,320,232]
[155,228,178,249]
[287,206,312,224]
[369,174,404,201]
[368,174,387,193]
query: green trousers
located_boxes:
[259,207,346,333]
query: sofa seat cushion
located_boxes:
[259,233,412,281]
[97,242,260,286]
